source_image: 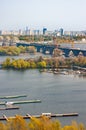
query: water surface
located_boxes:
[0,69,86,125]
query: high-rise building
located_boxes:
[0,30,2,35]
[34,30,40,35]
[59,28,63,36]
[43,28,47,35]
[19,29,22,35]
[25,26,29,35]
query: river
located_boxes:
[0,68,86,125]
[0,46,86,125]
[59,43,86,49]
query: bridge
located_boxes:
[16,43,86,57]
[16,43,57,55]
[58,47,86,57]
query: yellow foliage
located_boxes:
[0,122,7,130]
[6,115,28,130]
[0,116,85,130]
[28,116,61,130]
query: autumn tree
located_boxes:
[37,61,47,68]
[2,58,11,68]
[26,46,36,53]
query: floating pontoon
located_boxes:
[0,100,41,105]
[0,112,79,121]
[0,94,27,99]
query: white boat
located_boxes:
[5,101,14,106]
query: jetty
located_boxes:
[0,94,27,99]
[41,112,79,117]
[0,100,41,105]
[0,113,79,121]
[13,100,41,104]
[0,106,19,110]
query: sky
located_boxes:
[0,0,86,31]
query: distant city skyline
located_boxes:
[0,0,86,31]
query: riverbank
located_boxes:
[1,56,86,71]
[0,115,85,130]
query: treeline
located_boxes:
[19,35,74,44]
[2,57,46,69]
[18,35,86,43]
[2,56,86,69]
[0,46,36,56]
[19,35,53,42]
[0,115,85,130]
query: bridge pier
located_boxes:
[16,43,86,57]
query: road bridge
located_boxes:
[58,47,86,57]
[16,43,86,57]
[16,43,57,55]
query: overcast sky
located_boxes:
[0,0,86,31]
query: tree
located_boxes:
[30,61,37,68]
[2,58,11,68]
[53,48,64,57]
[26,46,36,53]
[37,61,47,68]
[18,46,26,53]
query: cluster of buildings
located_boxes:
[0,27,86,37]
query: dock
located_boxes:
[0,94,27,99]
[0,113,79,121]
[0,100,41,105]
[41,112,79,117]
[0,106,19,110]
[13,100,41,104]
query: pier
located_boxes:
[0,94,27,99]
[0,113,79,121]
[0,106,19,110]
[0,100,41,105]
